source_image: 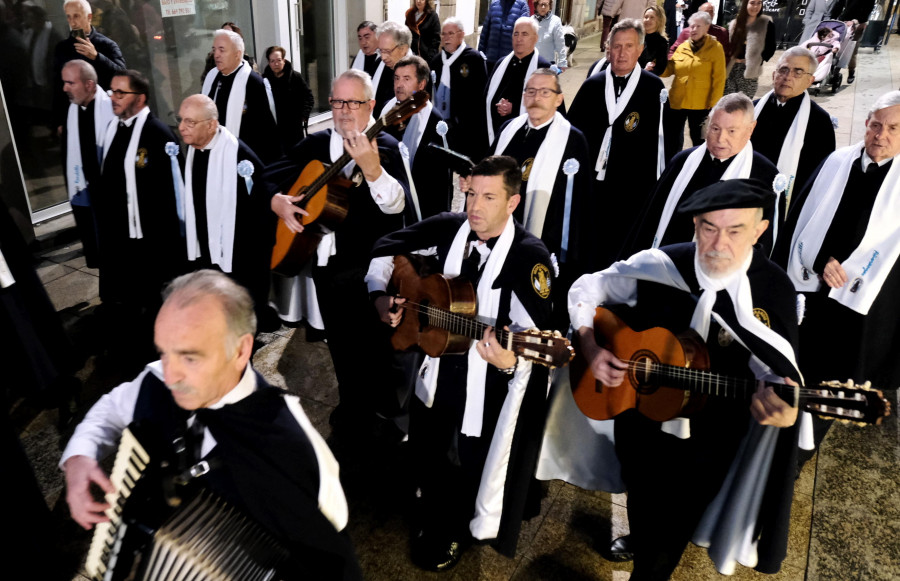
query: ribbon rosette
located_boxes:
[436,120,449,148]
[659,88,669,104]
[560,158,580,263]
[165,142,185,234]
[237,159,255,193]
[772,173,789,194]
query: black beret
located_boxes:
[677,178,776,215]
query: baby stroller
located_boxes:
[800,19,856,94]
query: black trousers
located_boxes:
[312,261,394,423]
[664,107,709,161]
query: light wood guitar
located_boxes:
[571,307,891,424]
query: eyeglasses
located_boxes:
[775,66,812,79]
[175,116,213,128]
[523,87,562,98]
[329,99,368,110]
[107,89,141,98]
[377,45,399,56]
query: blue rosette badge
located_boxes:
[165,142,185,234]
[237,159,255,193]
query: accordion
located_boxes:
[85,427,289,581]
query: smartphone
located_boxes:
[71,28,86,40]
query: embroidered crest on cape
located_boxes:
[532,263,551,298]
[135,148,148,169]
[460,63,470,78]
[624,112,640,132]
[753,308,771,328]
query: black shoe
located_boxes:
[605,535,634,562]
[847,72,856,84]
[411,531,465,572]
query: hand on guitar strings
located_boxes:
[343,130,383,182]
[63,455,115,530]
[270,192,309,233]
[476,326,517,370]
[577,326,628,386]
[375,295,406,327]
[822,257,848,289]
[750,379,800,428]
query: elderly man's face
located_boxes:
[155,295,251,411]
[358,27,377,55]
[378,34,406,69]
[706,108,755,160]
[512,22,538,58]
[393,64,425,102]
[65,2,91,33]
[609,28,643,76]
[441,23,464,53]
[865,104,900,162]
[524,73,563,125]
[213,35,242,74]
[62,66,94,106]
[689,18,711,42]
[178,99,218,149]
[330,77,373,137]
[701,2,716,20]
[694,207,768,278]
[772,55,815,101]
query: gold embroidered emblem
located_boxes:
[135,148,148,169]
[717,327,734,347]
[753,308,771,328]
[532,263,551,299]
[521,158,535,182]
[460,63,470,78]
[624,112,640,132]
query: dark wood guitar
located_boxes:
[270,92,430,276]
[571,307,891,425]
[389,255,575,369]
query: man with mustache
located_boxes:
[60,270,360,579]
[569,178,802,578]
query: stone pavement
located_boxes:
[12,31,899,581]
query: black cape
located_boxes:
[568,68,666,269]
[429,46,490,159]
[207,69,283,164]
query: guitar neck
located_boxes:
[648,364,797,406]
[429,306,511,345]
[294,118,385,211]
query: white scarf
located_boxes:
[202,61,252,139]
[183,127,242,273]
[589,57,607,77]
[102,107,151,239]
[66,85,115,201]
[484,49,540,145]
[595,63,641,180]
[785,144,900,314]
[439,41,467,88]
[0,249,14,288]
[494,111,570,237]
[414,215,517,437]
[351,49,385,90]
[652,142,756,248]
[754,91,810,204]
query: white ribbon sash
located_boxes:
[66,86,115,201]
[485,49,540,145]
[754,91,810,203]
[202,61,252,138]
[596,63,641,180]
[102,107,151,239]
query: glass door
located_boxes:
[289,0,334,117]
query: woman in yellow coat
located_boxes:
[661,11,725,159]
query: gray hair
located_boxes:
[214,29,244,56]
[443,16,465,35]
[777,46,818,74]
[333,68,375,101]
[63,0,91,15]
[527,67,561,93]
[162,270,257,352]
[63,59,97,83]
[182,94,219,120]
[376,21,413,47]
[609,18,646,46]
[515,16,539,35]
[868,90,900,120]
[689,11,712,26]
[710,92,755,121]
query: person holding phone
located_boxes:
[53,0,126,130]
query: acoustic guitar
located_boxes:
[571,307,891,425]
[270,92,430,276]
[389,255,575,369]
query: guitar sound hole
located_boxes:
[629,349,659,395]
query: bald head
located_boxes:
[178,94,219,149]
[62,60,98,106]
